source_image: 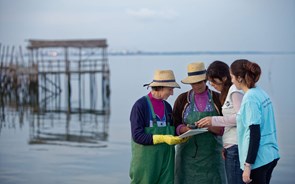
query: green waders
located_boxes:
[130,96,175,184]
[175,92,226,184]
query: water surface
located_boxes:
[1,54,294,183]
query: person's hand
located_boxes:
[243,163,252,183]
[180,125,191,133]
[221,148,226,160]
[196,117,212,128]
[153,135,189,145]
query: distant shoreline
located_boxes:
[107,51,295,56]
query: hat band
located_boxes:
[188,70,206,76]
[153,79,176,83]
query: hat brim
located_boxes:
[181,74,206,84]
[144,81,180,88]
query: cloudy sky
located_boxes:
[0,0,294,52]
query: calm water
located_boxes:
[1,54,295,184]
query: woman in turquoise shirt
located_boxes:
[230,59,280,184]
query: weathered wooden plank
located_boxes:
[27,39,108,49]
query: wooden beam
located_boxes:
[27,39,108,49]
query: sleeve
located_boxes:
[210,90,224,135]
[212,115,236,126]
[211,91,243,127]
[172,93,187,135]
[243,101,261,127]
[130,99,153,145]
[164,100,175,132]
[246,124,261,164]
[232,91,243,113]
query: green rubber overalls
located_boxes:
[130,96,175,184]
[175,91,226,184]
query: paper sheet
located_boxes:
[178,128,208,138]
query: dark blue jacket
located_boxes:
[130,96,173,145]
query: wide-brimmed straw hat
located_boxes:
[143,70,180,88]
[181,62,207,84]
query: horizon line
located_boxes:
[108,50,295,56]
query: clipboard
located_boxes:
[178,128,208,138]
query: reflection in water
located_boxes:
[1,92,110,148]
[0,40,110,148]
[28,109,109,148]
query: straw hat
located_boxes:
[143,70,180,88]
[181,62,207,84]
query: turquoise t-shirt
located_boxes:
[236,86,280,170]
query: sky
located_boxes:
[0,0,294,52]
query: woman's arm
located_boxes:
[211,91,244,126]
[246,124,260,164]
[173,92,189,135]
[130,98,153,145]
[208,126,224,136]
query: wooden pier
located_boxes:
[1,39,110,113]
[0,39,111,145]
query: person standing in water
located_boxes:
[230,59,280,184]
[173,62,226,184]
[197,60,244,184]
[129,69,188,184]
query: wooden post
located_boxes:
[65,47,71,112]
[78,47,81,112]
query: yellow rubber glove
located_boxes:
[153,135,189,145]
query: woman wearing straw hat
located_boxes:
[173,62,227,184]
[129,69,188,184]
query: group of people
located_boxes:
[129,59,280,184]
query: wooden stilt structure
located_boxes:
[26,39,110,114]
[0,39,111,146]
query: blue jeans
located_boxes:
[224,145,244,184]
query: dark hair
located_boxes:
[207,60,232,105]
[230,59,261,88]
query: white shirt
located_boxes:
[212,85,244,148]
